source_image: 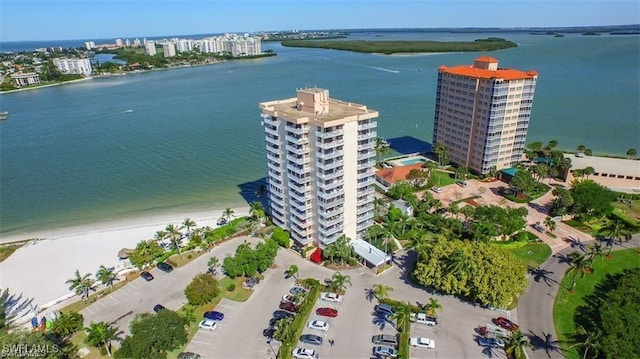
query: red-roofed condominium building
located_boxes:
[432,57,538,174]
[259,88,379,247]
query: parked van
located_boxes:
[372,334,399,347]
[410,313,438,326]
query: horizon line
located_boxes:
[2,23,639,43]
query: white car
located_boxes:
[198,319,217,331]
[410,337,435,349]
[282,293,296,302]
[320,292,343,303]
[307,320,329,332]
[292,347,318,359]
[431,186,442,193]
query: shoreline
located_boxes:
[0,205,251,310]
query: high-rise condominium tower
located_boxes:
[259,88,378,247]
[433,57,538,174]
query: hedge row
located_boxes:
[278,282,320,359]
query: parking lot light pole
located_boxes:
[266,338,275,358]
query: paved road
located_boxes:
[518,234,640,359]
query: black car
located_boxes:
[140,271,154,281]
[177,353,201,359]
[273,310,295,319]
[153,304,167,313]
[300,334,323,346]
[157,262,174,273]
[269,317,284,327]
[263,327,276,338]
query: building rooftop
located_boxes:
[350,239,390,267]
[438,62,537,81]
[567,154,640,178]
[375,163,424,184]
[259,87,378,126]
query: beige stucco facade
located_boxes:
[433,57,538,174]
[260,88,378,247]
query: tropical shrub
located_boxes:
[184,273,220,305]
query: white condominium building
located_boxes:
[10,72,41,87]
[201,36,225,54]
[144,42,156,56]
[433,56,538,174]
[52,58,92,76]
[260,88,378,247]
[163,43,176,58]
[224,37,261,56]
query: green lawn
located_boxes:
[503,241,552,268]
[432,170,456,187]
[0,244,21,262]
[553,248,640,359]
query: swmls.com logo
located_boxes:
[1,344,59,357]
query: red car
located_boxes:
[315,307,338,318]
[279,301,298,313]
[493,317,519,331]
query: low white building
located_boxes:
[52,58,92,76]
[11,72,41,87]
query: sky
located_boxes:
[1,0,639,42]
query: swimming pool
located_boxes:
[400,158,426,166]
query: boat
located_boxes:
[0,111,8,120]
[123,109,133,113]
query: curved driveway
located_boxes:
[518,234,640,359]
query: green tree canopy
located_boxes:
[570,180,614,219]
[412,236,527,308]
[184,274,220,305]
[129,240,164,269]
[51,311,84,340]
[114,310,188,359]
[323,236,353,265]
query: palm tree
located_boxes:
[182,218,196,237]
[372,284,393,302]
[425,297,443,317]
[287,264,299,282]
[207,256,219,278]
[544,217,557,234]
[576,144,587,154]
[95,265,119,289]
[66,269,96,302]
[223,207,235,222]
[84,321,122,357]
[390,302,411,331]
[601,220,632,246]
[585,242,604,268]
[567,325,602,359]
[566,252,590,291]
[374,137,390,165]
[627,148,637,159]
[504,330,531,359]
[330,272,352,294]
[153,229,167,243]
[249,201,265,223]
[165,223,183,258]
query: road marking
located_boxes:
[190,338,217,346]
[118,288,132,297]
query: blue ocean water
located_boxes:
[0,31,638,238]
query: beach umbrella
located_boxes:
[118,248,133,259]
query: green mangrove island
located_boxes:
[280,37,517,54]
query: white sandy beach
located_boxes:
[0,206,249,312]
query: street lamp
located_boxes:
[266,338,275,358]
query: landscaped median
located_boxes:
[277,279,321,359]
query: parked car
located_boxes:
[374,303,395,317]
[431,186,442,194]
[203,311,224,321]
[372,334,398,347]
[307,320,329,332]
[243,276,260,289]
[290,286,308,295]
[263,327,276,339]
[493,317,519,331]
[153,304,166,313]
[198,319,218,331]
[456,180,468,187]
[279,301,298,313]
[410,337,435,349]
[409,313,438,326]
[292,347,318,359]
[282,294,296,303]
[177,352,201,359]
[273,310,295,319]
[320,292,343,303]
[269,317,284,327]
[300,334,323,346]
[140,271,154,281]
[157,262,174,273]
[316,307,338,318]
[478,337,505,348]
[373,346,398,357]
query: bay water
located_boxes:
[1,31,638,239]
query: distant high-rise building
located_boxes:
[84,41,96,50]
[176,39,192,53]
[115,38,123,47]
[432,57,538,174]
[52,58,92,76]
[125,39,131,47]
[163,42,176,58]
[133,38,141,47]
[144,42,156,56]
[259,88,378,247]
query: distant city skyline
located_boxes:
[1,0,638,42]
